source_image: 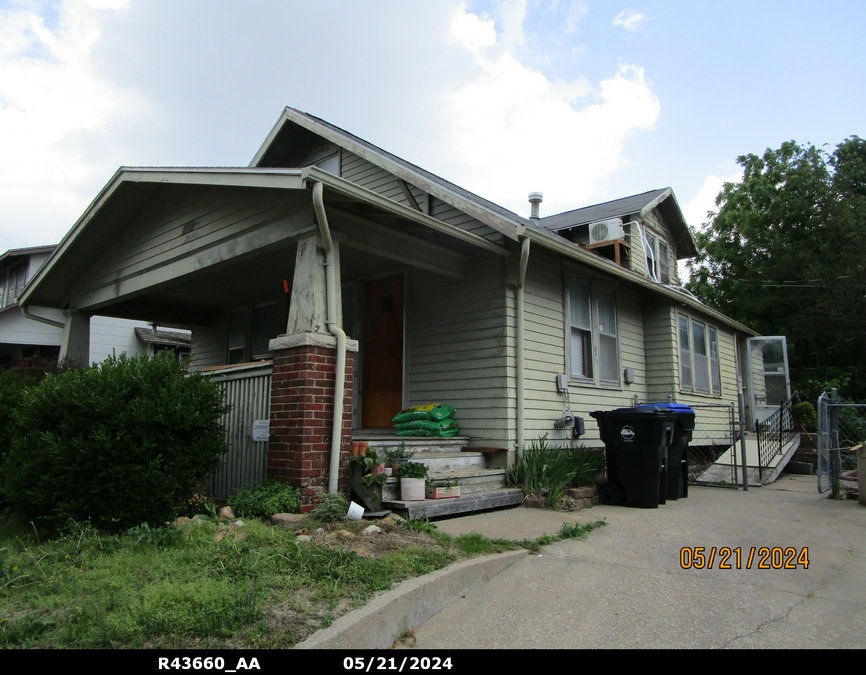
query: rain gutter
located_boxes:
[516,236,531,458]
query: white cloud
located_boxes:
[449,7,497,52]
[443,7,660,217]
[0,0,139,248]
[682,171,743,231]
[612,9,648,33]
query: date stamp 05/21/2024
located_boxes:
[680,547,810,570]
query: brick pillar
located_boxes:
[267,333,358,512]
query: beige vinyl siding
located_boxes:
[519,250,648,447]
[81,187,310,295]
[627,209,680,285]
[189,312,229,370]
[341,151,506,245]
[644,304,678,401]
[407,255,512,447]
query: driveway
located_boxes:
[412,475,866,649]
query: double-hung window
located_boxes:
[568,279,619,385]
[678,314,721,395]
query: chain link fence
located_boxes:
[817,390,866,495]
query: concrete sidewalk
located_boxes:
[412,475,866,649]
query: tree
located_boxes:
[687,137,866,399]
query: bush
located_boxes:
[2,352,229,532]
[229,479,301,518]
[0,359,61,505]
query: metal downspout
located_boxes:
[516,237,530,458]
[312,181,348,494]
[21,303,65,329]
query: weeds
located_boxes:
[0,510,607,648]
[506,438,605,507]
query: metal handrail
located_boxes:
[756,392,799,478]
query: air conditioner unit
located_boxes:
[588,218,624,245]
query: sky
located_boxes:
[1,0,864,252]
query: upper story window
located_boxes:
[679,314,721,395]
[642,230,672,284]
[567,278,620,386]
[0,264,27,309]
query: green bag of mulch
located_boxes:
[394,419,460,433]
[392,403,457,424]
[396,427,461,437]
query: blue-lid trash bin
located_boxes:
[635,403,695,500]
[590,407,676,508]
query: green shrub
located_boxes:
[229,480,301,519]
[2,352,229,532]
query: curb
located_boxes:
[294,549,527,649]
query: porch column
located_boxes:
[59,310,90,367]
[267,233,356,511]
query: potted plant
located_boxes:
[426,477,461,499]
[385,442,413,474]
[399,461,428,500]
[353,448,388,487]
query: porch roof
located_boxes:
[20,166,510,314]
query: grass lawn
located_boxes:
[0,513,604,649]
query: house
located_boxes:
[0,245,190,368]
[19,108,790,509]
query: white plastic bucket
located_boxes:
[346,501,365,520]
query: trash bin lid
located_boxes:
[634,403,695,431]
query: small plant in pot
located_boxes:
[399,461,428,501]
[385,442,414,474]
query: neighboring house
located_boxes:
[0,245,190,367]
[20,107,788,507]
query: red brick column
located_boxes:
[267,342,355,512]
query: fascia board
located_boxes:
[20,167,306,307]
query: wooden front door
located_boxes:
[362,274,404,428]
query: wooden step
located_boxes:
[383,488,525,520]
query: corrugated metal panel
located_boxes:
[203,363,272,500]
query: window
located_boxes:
[643,230,672,284]
[658,241,671,284]
[568,279,619,385]
[226,301,285,364]
[679,315,722,395]
[0,265,26,309]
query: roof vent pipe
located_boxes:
[528,192,543,220]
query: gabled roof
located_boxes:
[251,107,535,241]
[0,245,56,268]
[540,188,698,259]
